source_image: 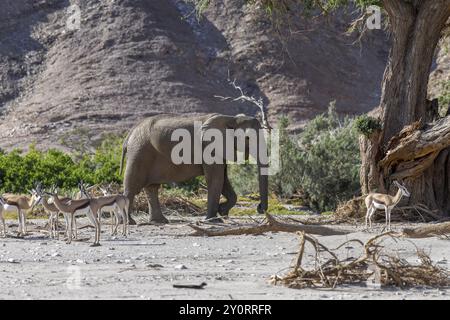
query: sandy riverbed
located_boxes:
[0,215,448,300]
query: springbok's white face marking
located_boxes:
[393,181,410,197]
[400,185,410,197]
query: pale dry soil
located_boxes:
[0,215,448,300]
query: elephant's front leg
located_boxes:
[204,164,225,221]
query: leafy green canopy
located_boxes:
[192,0,382,16]
[0,136,123,194]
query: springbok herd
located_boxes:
[0,183,129,247]
[0,179,413,246]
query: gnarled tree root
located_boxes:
[188,213,351,237]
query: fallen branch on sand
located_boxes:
[402,221,450,238]
[270,232,450,289]
[188,213,351,237]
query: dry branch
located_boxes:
[214,72,271,130]
[189,213,351,237]
[271,232,450,289]
[402,221,450,238]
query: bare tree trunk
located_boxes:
[360,0,450,218]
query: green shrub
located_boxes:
[0,146,79,193]
[269,116,303,197]
[0,136,125,194]
[296,108,361,211]
[354,115,382,137]
[228,104,361,212]
[228,162,259,196]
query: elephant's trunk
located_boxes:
[257,168,268,214]
[256,129,269,214]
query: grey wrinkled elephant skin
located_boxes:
[120,113,269,223]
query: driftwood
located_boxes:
[271,232,450,289]
[402,221,450,238]
[189,213,351,237]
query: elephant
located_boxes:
[120,113,269,223]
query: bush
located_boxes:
[0,136,125,194]
[354,115,382,137]
[0,146,79,193]
[295,107,361,211]
[228,162,259,196]
[229,104,361,212]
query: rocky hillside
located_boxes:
[0,0,444,152]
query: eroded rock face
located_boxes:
[0,0,397,150]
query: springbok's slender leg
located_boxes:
[48,214,53,238]
[384,206,389,231]
[17,209,22,235]
[85,209,101,246]
[98,212,102,242]
[55,212,60,240]
[387,208,392,231]
[113,208,122,236]
[121,206,128,237]
[110,209,121,236]
[110,210,114,235]
[365,206,371,229]
[0,213,6,238]
[74,217,78,240]
[67,214,74,244]
[368,206,376,230]
[49,214,56,238]
[22,210,27,235]
[63,213,70,239]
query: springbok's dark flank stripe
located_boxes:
[103,198,117,207]
[5,200,20,207]
[72,199,91,210]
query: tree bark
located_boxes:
[361,0,450,218]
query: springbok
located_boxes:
[0,197,15,237]
[79,183,129,236]
[365,181,410,231]
[2,189,41,236]
[68,182,96,240]
[36,185,71,239]
[46,191,101,246]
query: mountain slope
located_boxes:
[0,0,393,150]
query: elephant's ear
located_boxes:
[234,114,261,129]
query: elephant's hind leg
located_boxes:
[124,192,137,225]
[144,185,168,224]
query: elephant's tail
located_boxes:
[119,134,129,176]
